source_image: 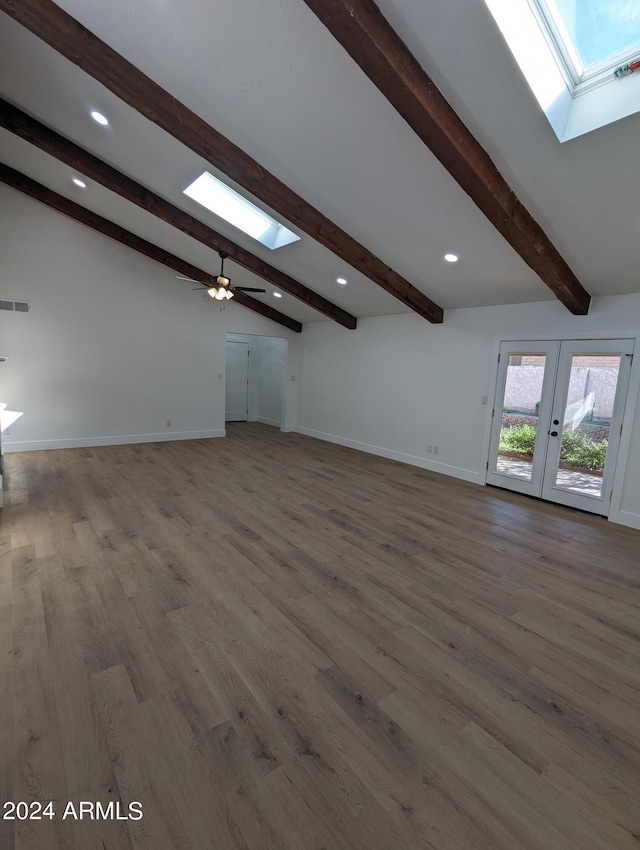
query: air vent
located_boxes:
[0,299,30,313]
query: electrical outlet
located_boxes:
[481,395,488,405]
[290,374,296,381]
[217,373,223,380]
[427,444,433,453]
[433,445,439,455]
[166,420,172,427]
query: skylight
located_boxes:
[543,0,640,72]
[183,172,300,250]
[484,0,640,141]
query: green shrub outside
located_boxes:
[499,424,608,471]
[558,430,608,471]
[499,423,537,455]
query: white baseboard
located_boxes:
[246,416,282,427]
[296,427,482,485]
[3,429,226,452]
[280,424,296,433]
[614,510,640,530]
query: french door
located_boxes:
[487,339,634,515]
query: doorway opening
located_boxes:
[225,333,287,427]
[486,339,634,515]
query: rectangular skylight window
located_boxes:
[183,172,300,250]
[484,0,640,140]
[528,0,640,87]
[542,0,640,73]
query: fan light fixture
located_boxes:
[179,250,265,299]
[208,251,234,300]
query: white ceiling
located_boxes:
[1,0,638,327]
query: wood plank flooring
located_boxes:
[1,422,639,849]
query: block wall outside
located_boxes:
[503,365,619,419]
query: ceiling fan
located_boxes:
[177,250,266,300]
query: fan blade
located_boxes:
[234,287,266,292]
[177,275,202,283]
[192,286,207,290]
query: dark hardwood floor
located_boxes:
[1,422,639,849]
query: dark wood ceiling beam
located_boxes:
[0,162,303,332]
[0,99,355,329]
[0,0,443,324]
[301,0,591,316]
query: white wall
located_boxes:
[0,186,301,450]
[298,316,492,481]
[298,296,640,530]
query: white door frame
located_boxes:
[484,335,636,520]
[540,338,633,513]
[224,340,250,422]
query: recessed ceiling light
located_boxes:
[336,276,348,285]
[444,253,459,263]
[273,292,282,298]
[90,110,109,126]
[183,172,300,250]
[72,178,87,189]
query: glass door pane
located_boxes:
[496,353,547,482]
[552,354,621,498]
[541,339,634,514]
[486,341,559,498]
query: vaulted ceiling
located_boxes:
[1,0,638,331]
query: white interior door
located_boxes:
[225,341,249,422]
[487,339,634,515]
